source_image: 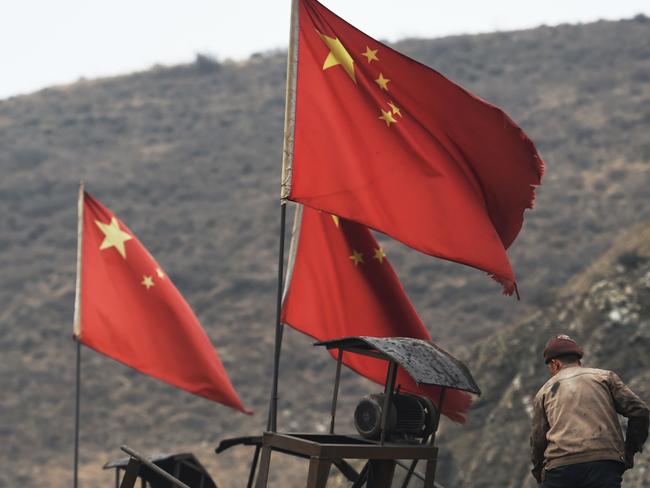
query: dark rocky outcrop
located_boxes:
[439,222,650,487]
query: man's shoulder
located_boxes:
[557,367,617,390]
[535,367,613,398]
[561,367,612,379]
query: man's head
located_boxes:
[543,334,583,376]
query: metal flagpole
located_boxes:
[267,203,287,432]
[266,0,300,433]
[73,182,85,486]
[73,339,81,488]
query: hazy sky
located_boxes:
[2,0,648,99]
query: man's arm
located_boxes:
[530,393,549,483]
[609,372,650,467]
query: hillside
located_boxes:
[439,221,650,487]
[0,15,649,487]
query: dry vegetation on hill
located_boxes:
[0,15,648,487]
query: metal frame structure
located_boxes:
[216,436,448,488]
[249,336,480,488]
[253,432,437,488]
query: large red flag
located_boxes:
[283,0,543,294]
[281,206,472,422]
[73,190,250,414]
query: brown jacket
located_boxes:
[530,366,649,482]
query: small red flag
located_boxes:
[284,0,543,294]
[73,190,250,414]
[281,206,472,422]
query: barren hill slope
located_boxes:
[0,15,649,487]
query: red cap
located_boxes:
[543,334,583,364]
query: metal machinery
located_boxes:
[105,446,217,488]
[218,336,480,488]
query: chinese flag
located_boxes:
[73,190,250,414]
[281,206,472,422]
[286,0,544,294]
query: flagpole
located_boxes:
[73,182,84,486]
[280,0,299,201]
[73,339,81,488]
[267,203,287,432]
[267,0,299,433]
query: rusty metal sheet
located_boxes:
[315,336,481,395]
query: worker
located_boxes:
[530,334,649,487]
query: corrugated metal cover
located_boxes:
[316,336,481,395]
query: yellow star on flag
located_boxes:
[375,73,390,91]
[318,31,356,82]
[331,215,340,227]
[373,247,387,263]
[95,217,133,259]
[156,267,165,279]
[388,101,402,117]
[361,46,379,63]
[349,250,364,266]
[141,275,155,290]
[379,109,397,127]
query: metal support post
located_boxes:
[267,202,287,432]
[380,361,398,444]
[329,350,344,434]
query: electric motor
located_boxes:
[354,392,437,442]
